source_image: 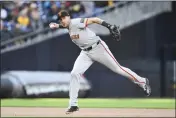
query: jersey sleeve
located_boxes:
[77,18,88,28]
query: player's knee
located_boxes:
[71,71,76,76]
[71,71,80,77]
[114,67,121,74]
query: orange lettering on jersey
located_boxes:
[71,34,79,40]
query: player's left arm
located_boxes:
[84,17,111,29]
[84,17,121,41]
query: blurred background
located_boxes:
[0,1,176,99]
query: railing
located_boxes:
[89,1,172,35]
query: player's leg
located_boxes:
[99,43,151,96]
[93,41,148,88]
[68,51,94,108]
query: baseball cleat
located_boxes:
[143,78,151,96]
[65,106,79,114]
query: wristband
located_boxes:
[101,21,111,29]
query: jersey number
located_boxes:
[71,34,79,40]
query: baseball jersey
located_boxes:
[68,18,101,49]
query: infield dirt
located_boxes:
[1,107,175,117]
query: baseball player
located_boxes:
[49,10,151,114]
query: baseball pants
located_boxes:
[69,40,146,107]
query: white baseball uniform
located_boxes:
[67,18,146,107]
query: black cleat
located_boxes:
[65,106,79,114]
[143,78,151,96]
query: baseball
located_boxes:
[49,23,56,28]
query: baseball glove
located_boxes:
[109,25,121,41]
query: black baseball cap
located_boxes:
[58,10,70,20]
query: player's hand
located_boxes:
[49,22,59,29]
[109,25,121,41]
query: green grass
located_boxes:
[1,98,175,109]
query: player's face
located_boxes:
[60,16,70,27]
